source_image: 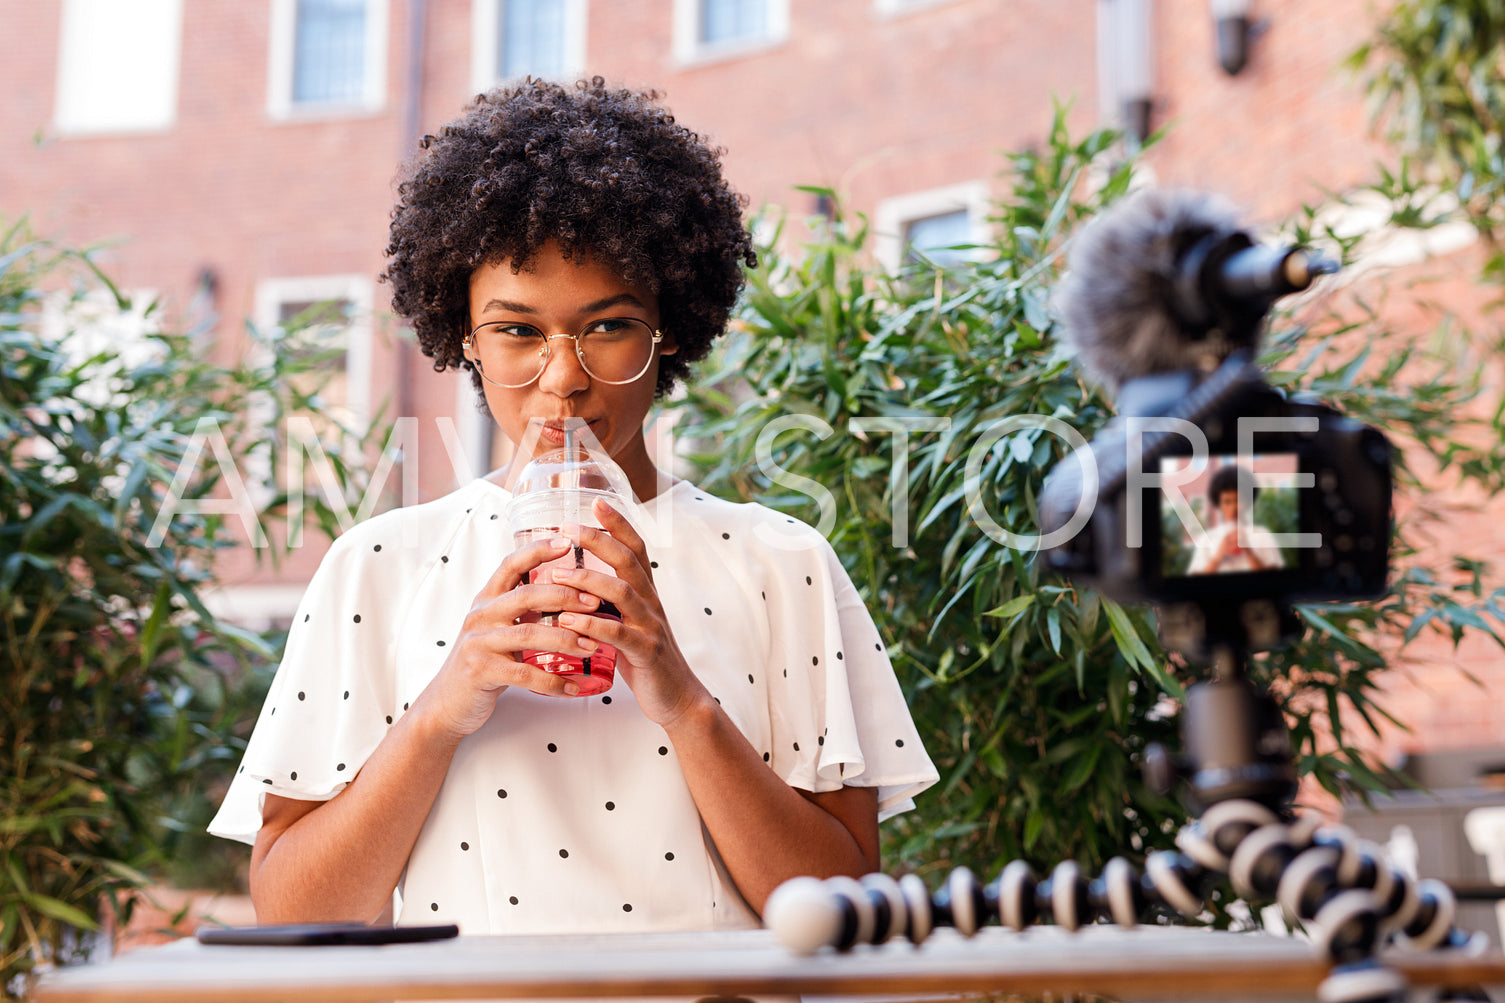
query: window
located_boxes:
[54,0,182,135]
[268,0,388,119]
[254,276,374,428]
[470,0,587,91]
[903,210,973,264]
[873,0,962,15]
[875,182,990,270]
[673,0,789,64]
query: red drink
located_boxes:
[514,526,619,695]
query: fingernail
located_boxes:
[577,636,598,652]
[550,536,571,549]
[554,568,579,581]
[561,521,582,536]
[579,593,599,608]
[563,682,581,696]
[559,612,578,627]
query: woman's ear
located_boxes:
[658,330,679,357]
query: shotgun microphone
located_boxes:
[1052,187,1336,395]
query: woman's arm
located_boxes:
[249,535,604,923]
[250,710,462,923]
[661,696,880,912]
[563,502,879,916]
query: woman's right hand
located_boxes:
[411,534,604,742]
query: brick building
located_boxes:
[2,0,1501,770]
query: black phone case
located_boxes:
[195,922,459,946]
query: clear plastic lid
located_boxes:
[505,418,636,503]
[511,449,622,496]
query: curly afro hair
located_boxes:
[382,77,757,402]
[1208,464,1257,507]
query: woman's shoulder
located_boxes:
[657,482,829,549]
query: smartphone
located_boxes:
[195,922,459,946]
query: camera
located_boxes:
[1038,189,1393,645]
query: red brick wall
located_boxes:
[3,0,1501,759]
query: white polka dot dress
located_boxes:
[209,478,939,933]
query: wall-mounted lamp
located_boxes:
[1211,0,1254,75]
[1098,0,1154,145]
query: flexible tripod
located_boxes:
[765,612,1490,1003]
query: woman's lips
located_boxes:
[539,420,596,445]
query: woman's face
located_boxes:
[1217,489,1241,522]
[466,243,675,495]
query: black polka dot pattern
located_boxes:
[232,485,933,928]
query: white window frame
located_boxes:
[874,181,990,271]
[672,0,790,66]
[470,0,588,92]
[267,0,389,121]
[54,0,183,136]
[873,0,962,16]
[254,275,375,427]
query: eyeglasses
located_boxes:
[462,317,665,389]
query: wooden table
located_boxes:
[31,925,1505,1002]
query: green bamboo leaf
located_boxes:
[984,594,1034,619]
[21,894,99,931]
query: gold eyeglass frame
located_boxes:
[462,318,665,389]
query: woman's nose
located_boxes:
[536,334,589,395]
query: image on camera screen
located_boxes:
[1158,454,1301,579]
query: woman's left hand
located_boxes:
[550,497,710,728]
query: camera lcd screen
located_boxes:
[1156,453,1301,581]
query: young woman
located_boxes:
[210,77,937,934]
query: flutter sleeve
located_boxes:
[755,517,939,821]
[208,521,402,846]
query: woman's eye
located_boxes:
[584,318,633,338]
[492,324,542,341]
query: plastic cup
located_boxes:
[506,439,625,696]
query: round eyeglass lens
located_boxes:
[577,318,658,383]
